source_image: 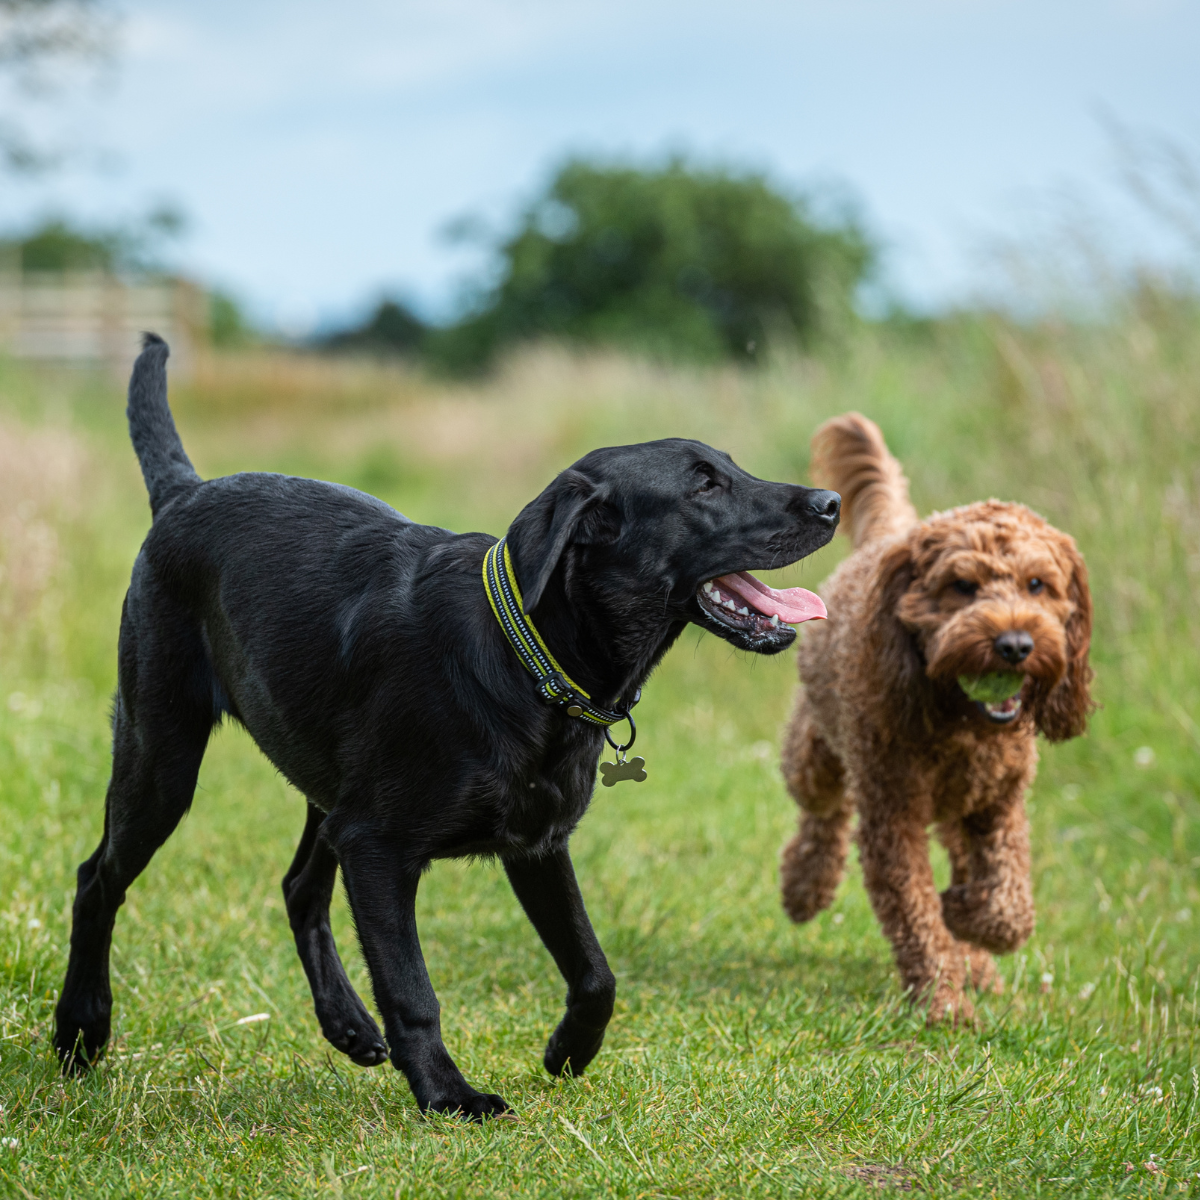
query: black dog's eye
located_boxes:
[692,463,724,494]
[1028,577,1044,594]
[953,580,978,597]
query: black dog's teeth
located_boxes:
[697,580,781,635]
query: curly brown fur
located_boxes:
[781,413,1093,1023]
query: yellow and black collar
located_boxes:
[482,536,632,728]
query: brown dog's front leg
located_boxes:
[503,849,616,1078]
[780,698,852,924]
[938,798,1035,956]
[781,802,855,924]
[856,795,973,1024]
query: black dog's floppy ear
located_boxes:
[508,469,618,613]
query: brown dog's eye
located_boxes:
[1028,577,1044,594]
[953,580,978,597]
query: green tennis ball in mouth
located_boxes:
[958,672,1026,703]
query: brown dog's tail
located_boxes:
[809,412,917,548]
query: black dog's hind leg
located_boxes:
[330,829,509,1119]
[504,849,616,1078]
[55,593,214,1073]
[283,803,388,1066]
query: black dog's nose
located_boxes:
[807,489,841,524]
[994,631,1034,664]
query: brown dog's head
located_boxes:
[877,501,1093,741]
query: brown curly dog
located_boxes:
[780,413,1093,1022]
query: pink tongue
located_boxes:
[715,571,827,624]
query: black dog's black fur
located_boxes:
[54,334,839,1117]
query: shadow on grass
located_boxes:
[613,939,888,1003]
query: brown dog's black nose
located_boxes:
[994,631,1034,664]
[806,489,841,524]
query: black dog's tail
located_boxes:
[127,333,201,517]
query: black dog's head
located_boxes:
[506,439,838,695]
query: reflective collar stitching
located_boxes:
[482,536,630,727]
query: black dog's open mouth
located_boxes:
[695,571,826,652]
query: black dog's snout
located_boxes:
[994,631,1034,664]
[806,489,841,524]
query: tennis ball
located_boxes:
[958,672,1025,703]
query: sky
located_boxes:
[2,0,1198,333]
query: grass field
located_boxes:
[2,307,1200,1197]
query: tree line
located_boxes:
[327,157,875,371]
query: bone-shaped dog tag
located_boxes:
[600,756,647,786]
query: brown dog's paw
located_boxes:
[941,884,1033,955]
[940,883,986,943]
[912,980,977,1028]
[780,832,840,924]
[962,946,1002,995]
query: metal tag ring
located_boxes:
[604,709,636,754]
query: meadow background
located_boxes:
[2,298,1200,1197]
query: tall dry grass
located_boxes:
[4,297,1198,738]
[0,420,89,667]
[170,305,1200,729]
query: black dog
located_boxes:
[55,335,839,1117]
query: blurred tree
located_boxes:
[209,290,253,348]
[7,206,187,272]
[0,0,114,172]
[428,157,875,371]
[321,297,427,357]
[17,216,114,268]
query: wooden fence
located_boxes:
[0,271,207,377]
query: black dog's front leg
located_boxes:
[335,840,509,1120]
[282,804,388,1066]
[504,849,616,1077]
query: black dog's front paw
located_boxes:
[543,1014,607,1078]
[54,1003,110,1076]
[56,1033,103,1076]
[325,1021,388,1067]
[318,993,389,1066]
[423,1089,511,1121]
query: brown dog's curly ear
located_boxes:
[865,536,925,722]
[1035,535,1094,742]
[507,469,617,613]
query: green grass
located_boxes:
[2,310,1200,1197]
